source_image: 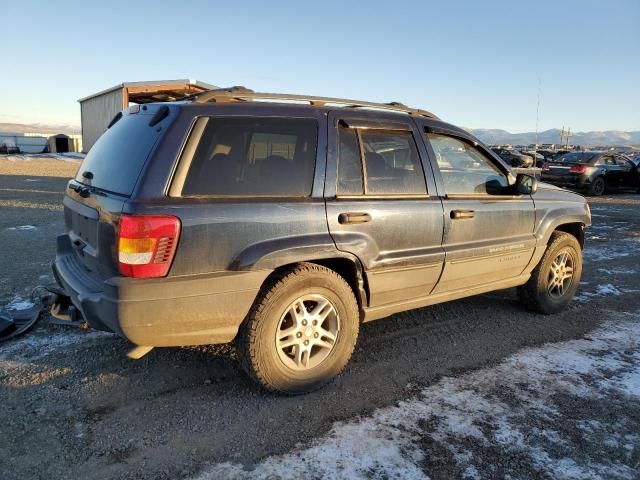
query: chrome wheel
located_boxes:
[547,250,574,297]
[275,294,340,371]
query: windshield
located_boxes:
[75,107,172,196]
[554,152,597,164]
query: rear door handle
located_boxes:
[450,209,475,219]
[338,212,372,224]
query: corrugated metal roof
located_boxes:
[78,79,217,103]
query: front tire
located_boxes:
[518,231,583,314]
[237,263,359,394]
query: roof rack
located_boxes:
[192,86,439,119]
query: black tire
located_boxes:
[518,231,583,314]
[237,263,359,394]
[587,176,606,196]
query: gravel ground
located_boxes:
[1,160,639,479]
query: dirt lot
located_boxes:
[1,159,639,479]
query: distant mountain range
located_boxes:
[0,122,80,135]
[2,122,638,147]
[468,128,640,147]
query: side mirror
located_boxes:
[515,173,537,195]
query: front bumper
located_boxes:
[52,234,268,347]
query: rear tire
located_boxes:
[518,231,582,314]
[237,263,359,394]
[587,176,605,196]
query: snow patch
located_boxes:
[595,284,623,296]
[1,153,83,163]
[0,331,114,361]
[6,225,36,231]
[6,295,35,311]
[194,314,640,480]
[574,284,637,302]
[583,245,630,262]
[598,267,637,275]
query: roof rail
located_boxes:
[192,86,439,119]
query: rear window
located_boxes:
[75,109,170,196]
[554,152,597,164]
[182,117,318,197]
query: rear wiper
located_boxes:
[69,183,106,198]
[84,185,106,197]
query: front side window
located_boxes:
[337,126,427,196]
[182,118,317,196]
[426,133,509,195]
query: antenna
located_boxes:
[535,78,541,152]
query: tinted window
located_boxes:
[76,110,170,196]
[555,152,597,164]
[615,157,633,169]
[182,118,317,196]
[360,130,426,195]
[427,133,509,195]
[337,127,363,195]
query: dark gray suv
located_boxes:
[53,87,591,393]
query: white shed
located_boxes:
[78,79,217,152]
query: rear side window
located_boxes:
[360,130,426,195]
[555,152,596,164]
[336,126,427,196]
[75,110,169,196]
[182,118,318,196]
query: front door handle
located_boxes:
[450,209,475,219]
[338,212,372,224]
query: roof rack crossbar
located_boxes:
[192,87,439,119]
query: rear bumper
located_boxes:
[52,234,269,347]
[540,174,588,189]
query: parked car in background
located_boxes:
[52,87,591,393]
[522,150,546,168]
[541,151,640,195]
[537,149,557,161]
[491,147,534,168]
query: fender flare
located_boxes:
[229,234,369,308]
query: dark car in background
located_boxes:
[491,148,535,168]
[541,151,640,195]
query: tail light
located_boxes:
[118,215,181,278]
[569,165,588,173]
[542,164,550,171]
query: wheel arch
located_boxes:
[255,257,369,322]
[553,222,585,248]
[534,202,591,249]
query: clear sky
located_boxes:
[1,0,638,132]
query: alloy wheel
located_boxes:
[275,294,340,370]
[547,250,575,297]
